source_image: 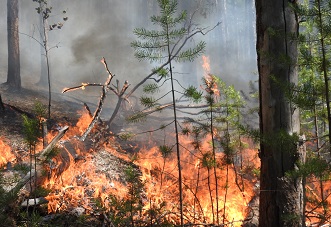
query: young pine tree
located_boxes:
[182,75,245,225]
[130,0,206,225]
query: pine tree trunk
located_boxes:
[6,0,21,89]
[256,1,305,226]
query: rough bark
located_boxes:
[6,0,21,89]
[256,1,304,226]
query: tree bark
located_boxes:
[7,0,21,89]
[256,1,304,226]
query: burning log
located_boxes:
[3,103,34,118]
[49,137,91,177]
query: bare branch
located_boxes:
[62,83,103,93]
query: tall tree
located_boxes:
[6,0,21,89]
[131,1,205,225]
[256,1,305,226]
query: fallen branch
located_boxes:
[83,103,93,118]
[62,83,103,93]
[79,58,114,141]
[9,126,69,195]
[4,103,34,118]
[38,126,69,161]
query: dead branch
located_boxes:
[62,57,130,140]
[83,103,93,118]
[38,126,69,161]
[42,119,48,148]
[62,83,103,93]
[9,126,69,195]
[79,58,115,141]
[4,103,34,118]
[106,80,130,127]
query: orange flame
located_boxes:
[201,55,220,96]
[202,55,211,76]
[42,109,128,213]
[136,135,259,226]
[0,138,15,168]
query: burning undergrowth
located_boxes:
[0,103,261,226]
[135,136,260,225]
[2,85,331,226]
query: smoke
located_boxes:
[0,0,257,107]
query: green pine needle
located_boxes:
[184,86,203,103]
[143,83,160,94]
[140,96,157,108]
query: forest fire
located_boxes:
[40,120,260,225]
[2,108,331,226]
[1,89,329,226]
[305,176,331,226]
[0,105,260,226]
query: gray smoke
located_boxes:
[0,0,257,107]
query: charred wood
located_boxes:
[0,94,4,113]
[42,119,48,148]
[83,102,93,118]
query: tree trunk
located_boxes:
[256,1,305,226]
[36,1,48,86]
[7,0,21,89]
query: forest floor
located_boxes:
[0,83,81,140]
